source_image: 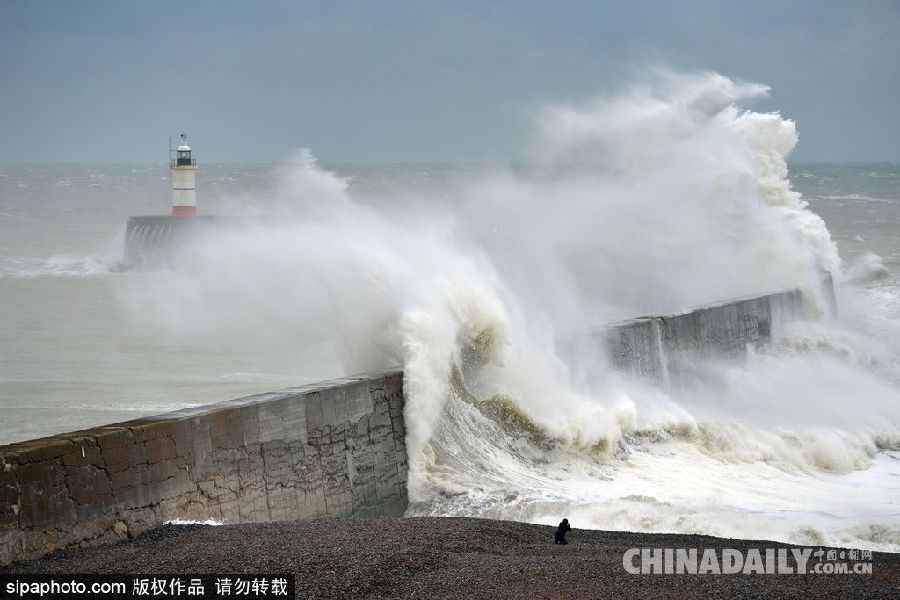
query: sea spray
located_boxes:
[120,70,900,550]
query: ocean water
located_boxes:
[1,73,898,551]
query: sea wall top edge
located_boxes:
[601,288,801,331]
[0,369,403,455]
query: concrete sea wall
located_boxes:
[0,371,407,565]
[599,289,805,385]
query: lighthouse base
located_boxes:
[122,215,252,269]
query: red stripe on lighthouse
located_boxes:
[172,206,196,217]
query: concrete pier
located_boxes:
[0,371,407,565]
[122,216,253,268]
[599,289,804,385]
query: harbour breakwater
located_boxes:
[123,216,244,268]
[0,287,816,564]
[596,289,806,386]
[123,216,300,268]
[0,372,407,565]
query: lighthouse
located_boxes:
[170,134,197,217]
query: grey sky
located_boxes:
[1,0,898,163]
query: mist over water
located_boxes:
[2,71,899,550]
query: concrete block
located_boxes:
[189,416,212,473]
[319,385,347,426]
[304,392,324,430]
[1,370,409,564]
[240,405,260,447]
[347,380,375,422]
[257,399,287,443]
[16,461,76,529]
[0,468,20,531]
[207,410,244,451]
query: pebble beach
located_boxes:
[3,517,898,599]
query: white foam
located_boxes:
[845,252,891,284]
[0,255,111,278]
[826,194,895,203]
[165,518,224,526]
[118,70,899,551]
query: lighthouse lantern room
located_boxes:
[170,134,197,217]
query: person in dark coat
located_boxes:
[554,518,571,544]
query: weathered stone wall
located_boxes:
[0,371,406,565]
[600,289,805,385]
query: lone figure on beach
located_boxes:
[554,518,571,545]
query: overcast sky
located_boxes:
[1,0,898,163]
